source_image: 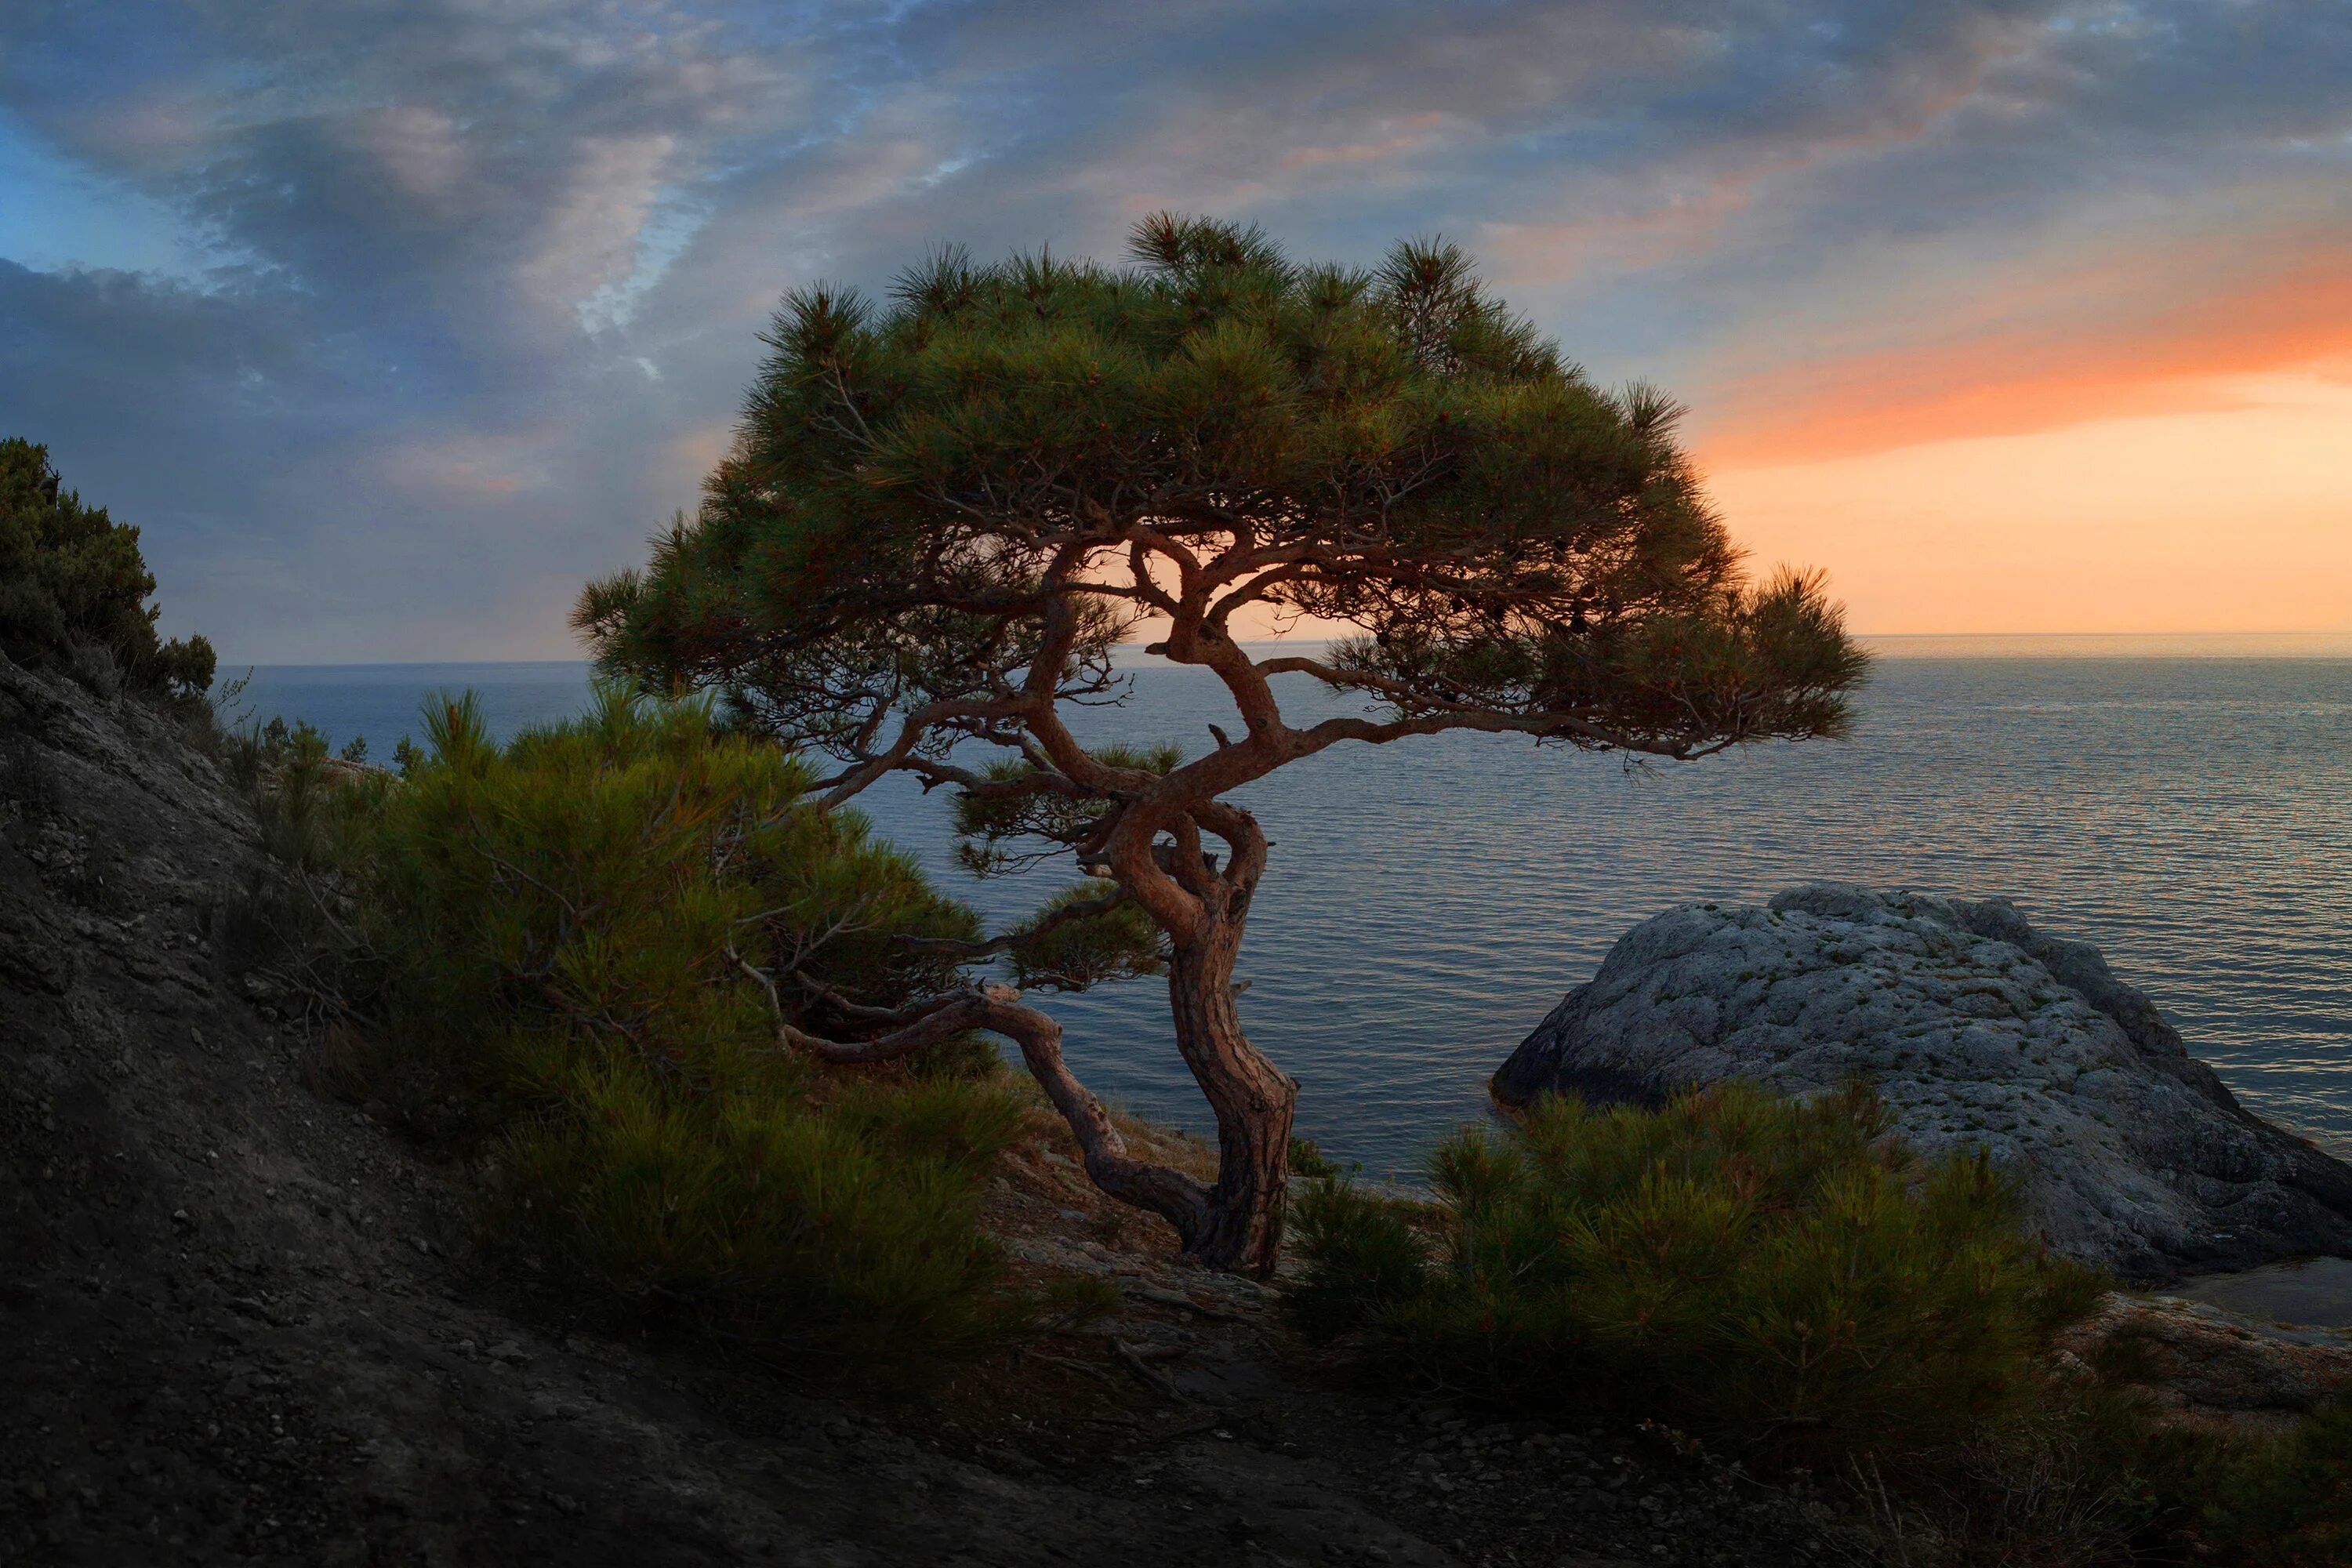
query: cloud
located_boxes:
[521,132,678,321]
[1279,114,1456,172]
[0,0,2347,656]
[1689,205,2352,463]
[363,105,468,203]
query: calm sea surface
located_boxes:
[238,647,2352,1180]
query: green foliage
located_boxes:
[568,219,1867,1268]
[1282,1174,1426,1343]
[486,1069,1025,1370]
[319,686,1040,1374]
[1288,1083,2107,1470]
[951,743,1185,879]
[1866,1384,2352,1566]
[2193,1397,2352,1565]
[221,713,383,869]
[1285,1134,1355,1181]
[1289,1083,2352,1564]
[575,216,1865,763]
[0,437,214,703]
[1003,878,1166,991]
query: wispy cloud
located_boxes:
[1,1,2346,655]
[1693,210,2352,463]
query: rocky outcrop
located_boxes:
[2056,1296,2352,1433]
[1492,885,2352,1283]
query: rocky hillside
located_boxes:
[0,652,1848,1568]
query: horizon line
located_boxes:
[221,629,2352,670]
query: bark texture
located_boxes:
[1166,930,1297,1274]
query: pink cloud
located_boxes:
[1693,238,2352,466]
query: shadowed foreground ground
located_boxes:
[0,654,1847,1567]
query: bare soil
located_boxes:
[0,654,1860,1567]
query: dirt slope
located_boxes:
[0,653,1838,1568]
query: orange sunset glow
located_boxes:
[1706,376,2352,633]
[1690,243,2352,632]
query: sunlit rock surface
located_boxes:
[1493,884,2352,1282]
[2058,1294,2352,1431]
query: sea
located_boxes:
[234,637,2352,1189]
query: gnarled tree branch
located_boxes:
[742,963,1213,1243]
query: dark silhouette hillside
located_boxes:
[0,648,1841,1566]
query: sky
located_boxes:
[2,1,2347,662]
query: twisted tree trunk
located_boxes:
[775,978,1222,1244]
[1166,931,1296,1274]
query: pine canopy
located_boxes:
[578,216,1870,1272]
[578,216,1865,764]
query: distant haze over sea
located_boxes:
[235,639,2352,1178]
[1859,632,2352,659]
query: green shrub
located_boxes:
[0,437,214,703]
[1875,1385,2352,1566]
[321,686,1047,1375]
[2194,1396,2352,1565]
[220,713,372,870]
[1287,1082,2107,1470]
[1286,1134,1352,1182]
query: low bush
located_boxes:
[1287,1082,2108,1470]
[308,686,1053,1376]
[1289,1084,2352,1563]
[1878,1384,2352,1566]
[2193,1396,2352,1565]
[219,713,368,872]
[1286,1134,1354,1181]
[0,437,214,705]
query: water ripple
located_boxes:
[249,656,2352,1183]
[858,659,2352,1180]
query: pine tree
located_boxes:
[0,437,215,702]
[577,216,1868,1273]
